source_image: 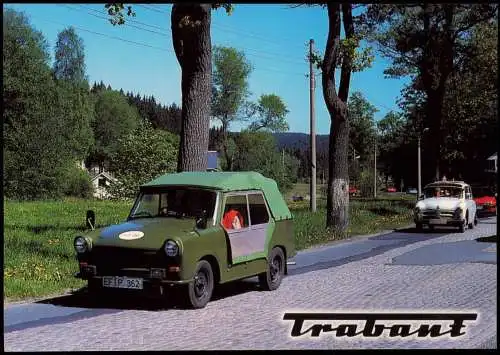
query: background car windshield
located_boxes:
[424,186,463,198]
[131,188,217,219]
[472,187,493,197]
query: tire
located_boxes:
[415,222,423,232]
[259,247,285,291]
[459,219,466,233]
[184,260,214,309]
[474,213,478,226]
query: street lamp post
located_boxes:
[417,128,430,197]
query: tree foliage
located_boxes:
[248,94,290,133]
[3,8,94,199]
[53,26,87,87]
[233,130,298,192]
[91,89,140,165]
[211,45,253,170]
[108,120,179,199]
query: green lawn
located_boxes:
[3,193,414,302]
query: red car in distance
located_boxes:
[472,186,496,216]
[387,187,397,193]
[349,186,359,197]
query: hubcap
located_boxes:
[270,257,281,282]
[194,271,208,298]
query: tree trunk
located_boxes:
[171,4,212,172]
[421,4,455,181]
[326,114,350,230]
[322,3,353,233]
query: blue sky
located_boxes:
[6,3,409,135]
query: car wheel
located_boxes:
[185,260,214,309]
[415,222,423,232]
[468,215,474,229]
[459,219,466,233]
[259,247,285,291]
[474,214,478,226]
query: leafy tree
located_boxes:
[105,3,233,172]
[248,94,290,132]
[347,91,377,163]
[3,8,92,199]
[108,120,179,198]
[233,130,297,192]
[365,3,498,180]
[308,4,374,232]
[91,90,140,167]
[53,26,87,88]
[211,45,253,170]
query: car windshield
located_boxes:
[472,187,493,197]
[129,188,217,220]
[423,186,463,199]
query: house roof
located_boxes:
[90,171,118,182]
[141,171,292,220]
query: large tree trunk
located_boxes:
[421,4,455,181]
[171,4,212,172]
[322,4,353,233]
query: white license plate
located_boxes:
[102,276,143,290]
[477,205,483,210]
[429,218,446,225]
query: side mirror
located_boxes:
[86,210,95,230]
[196,210,208,230]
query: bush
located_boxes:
[62,165,94,198]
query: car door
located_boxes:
[221,191,273,264]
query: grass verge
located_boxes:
[4,196,413,302]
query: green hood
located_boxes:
[89,217,198,250]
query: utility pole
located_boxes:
[282,148,285,181]
[417,136,422,196]
[309,38,316,212]
[374,139,377,199]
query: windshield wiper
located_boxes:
[130,211,154,219]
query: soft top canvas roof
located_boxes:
[141,171,292,220]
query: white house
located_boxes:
[79,160,118,199]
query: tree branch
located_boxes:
[338,3,354,102]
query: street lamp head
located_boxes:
[423,127,430,133]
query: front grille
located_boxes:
[88,246,167,275]
[422,210,455,219]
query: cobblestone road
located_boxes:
[4,217,497,350]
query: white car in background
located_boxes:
[414,180,477,233]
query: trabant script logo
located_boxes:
[118,231,144,240]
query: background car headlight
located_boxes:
[164,240,179,257]
[74,236,90,253]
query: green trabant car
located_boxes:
[74,171,296,308]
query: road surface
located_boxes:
[4,216,497,350]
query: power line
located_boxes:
[25,14,307,77]
[64,4,308,66]
[135,4,307,50]
[59,4,170,38]
[79,4,170,33]
[28,15,174,54]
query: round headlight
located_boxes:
[454,207,463,217]
[74,236,89,253]
[164,240,179,257]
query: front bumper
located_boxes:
[414,214,463,226]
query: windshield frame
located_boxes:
[127,186,219,222]
[423,185,465,199]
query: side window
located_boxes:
[248,193,270,225]
[222,195,249,230]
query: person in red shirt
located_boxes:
[222,209,244,230]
